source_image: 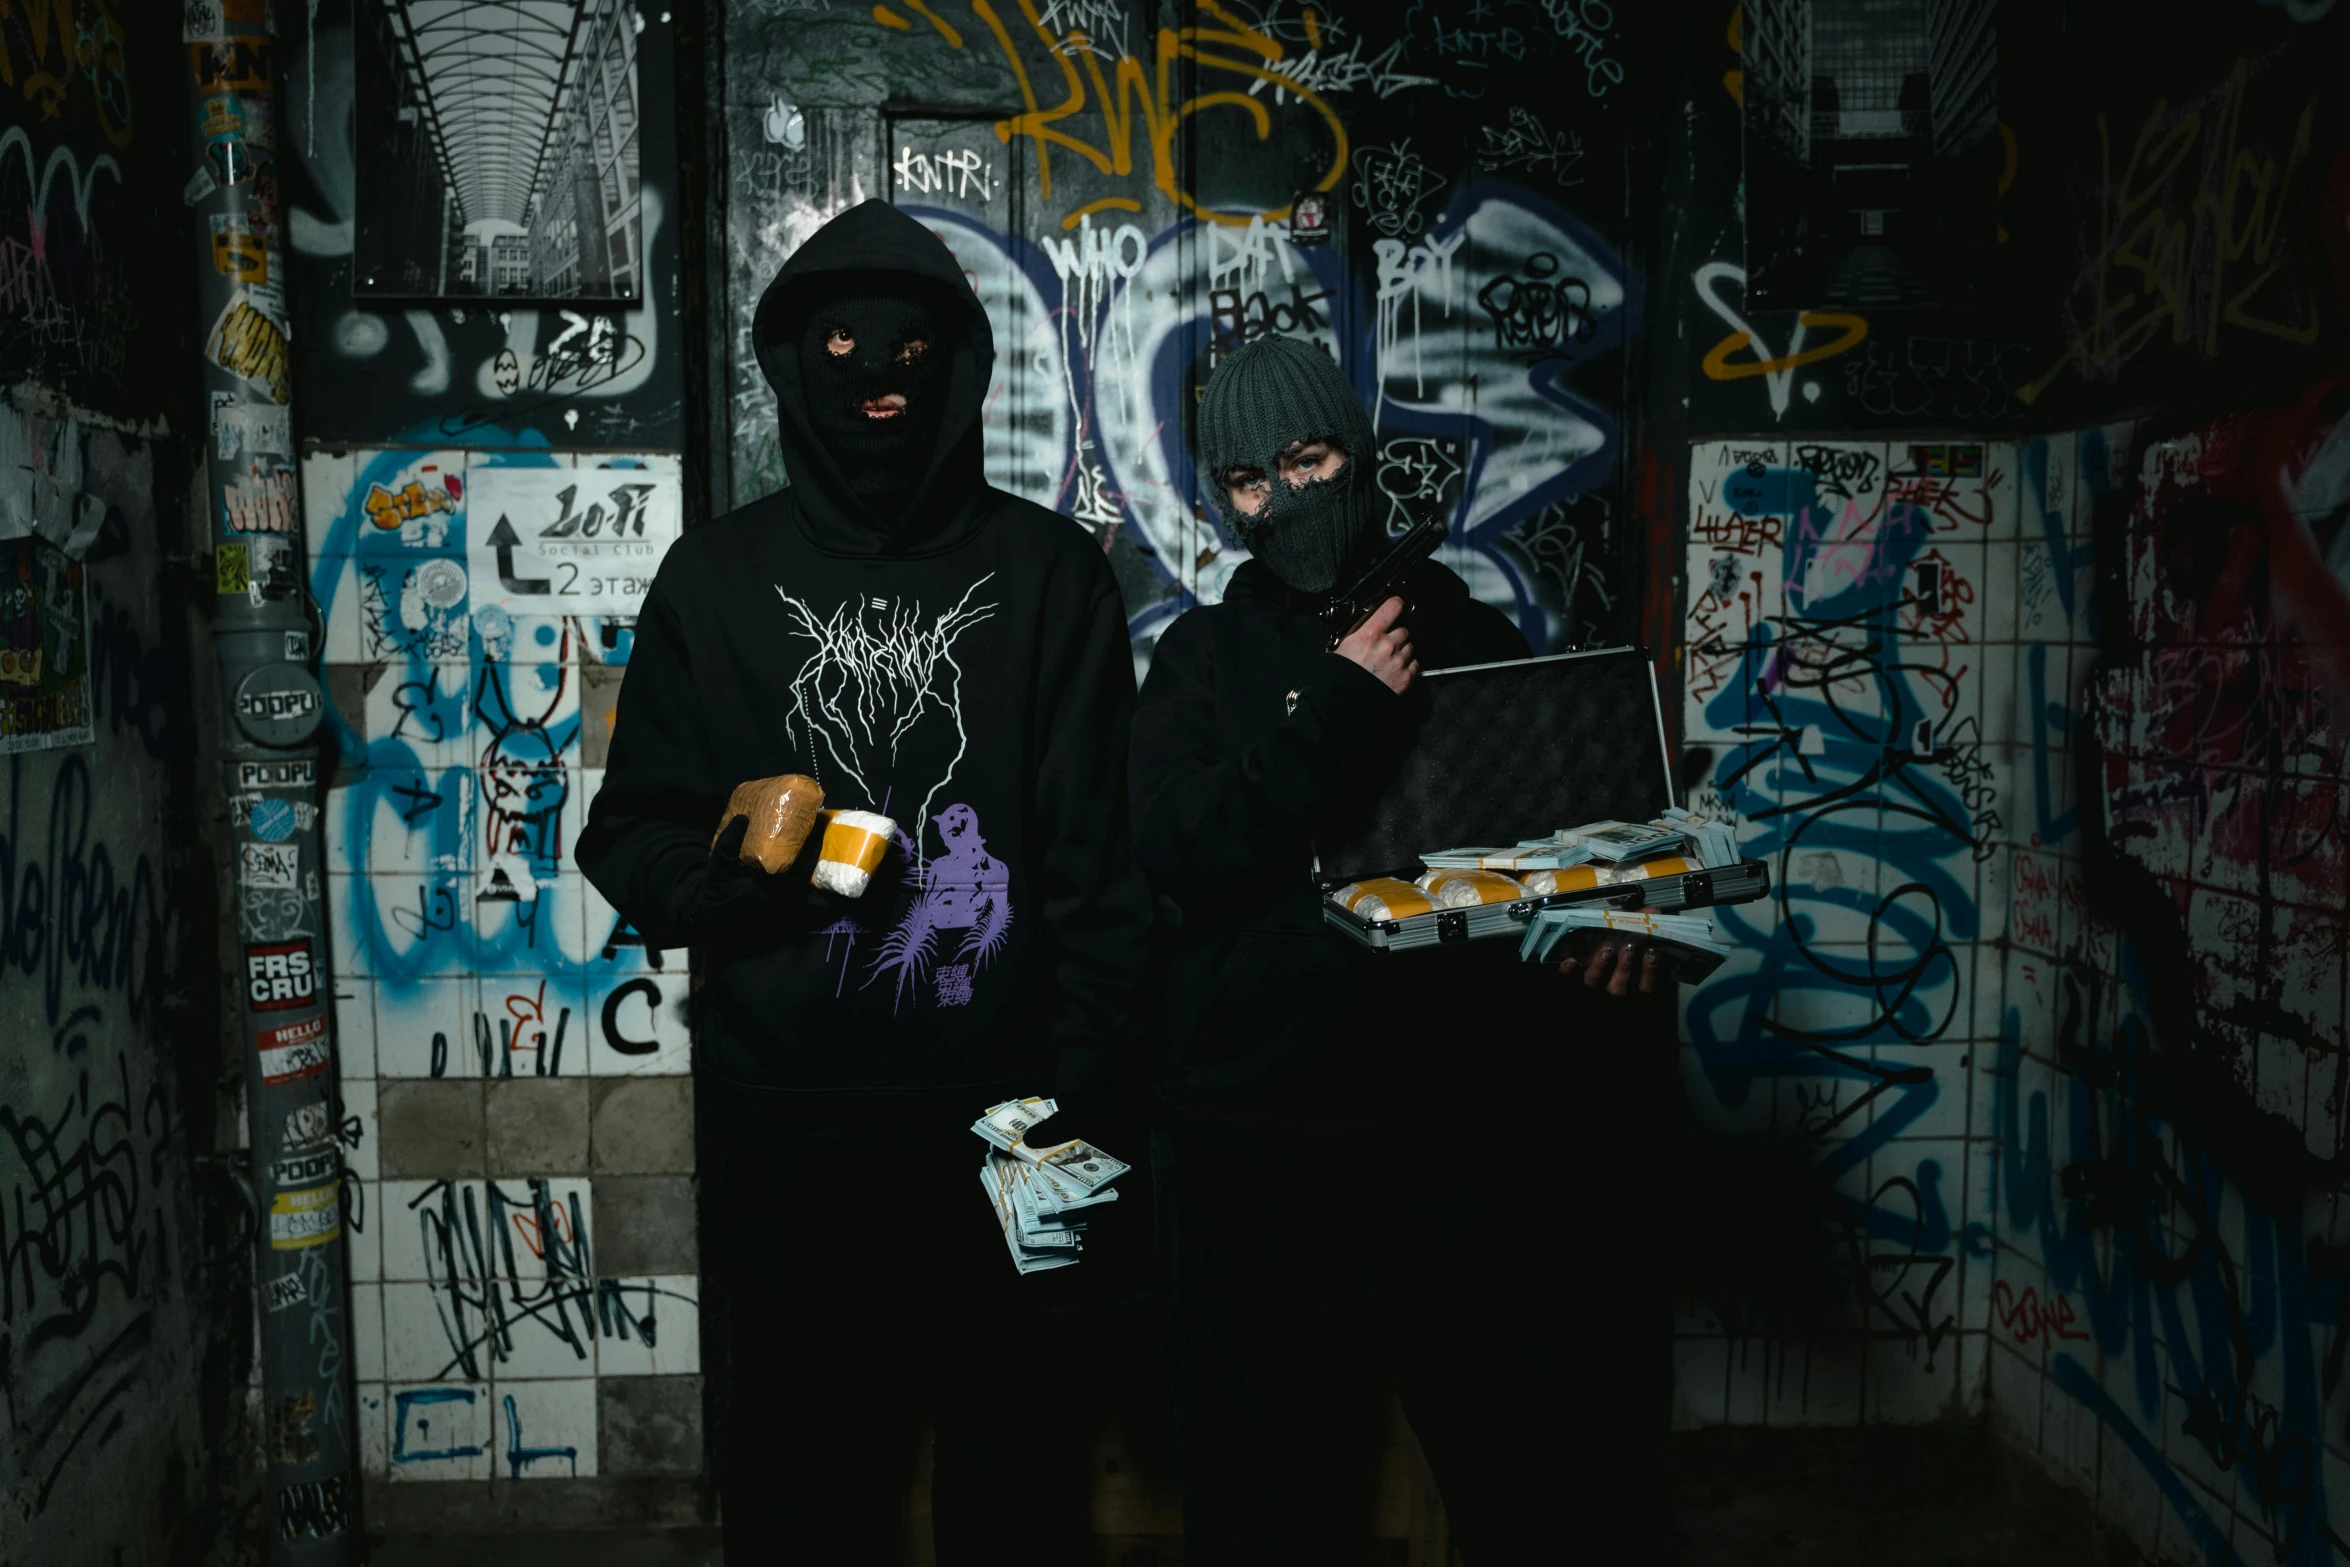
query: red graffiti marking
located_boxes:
[1993,1280,2089,1345]
[509,1196,574,1261]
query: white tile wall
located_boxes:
[312,450,700,1489]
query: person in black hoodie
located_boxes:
[1132,336,1665,1563]
[577,201,1153,1564]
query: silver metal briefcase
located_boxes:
[1312,647,1770,953]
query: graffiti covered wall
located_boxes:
[1672,396,2350,1559]
[281,3,707,1527]
[715,0,1652,671]
[1661,9,2350,1562]
[304,448,704,1511]
[0,407,225,1554]
[1673,432,2101,1422]
[0,1,239,1555]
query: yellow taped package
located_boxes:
[1332,877,1434,921]
[1414,868,1526,908]
[1519,855,1695,895]
[812,809,897,897]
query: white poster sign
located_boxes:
[464,464,680,619]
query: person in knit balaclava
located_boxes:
[1130,335,1664,1562]
[1196,335,1382,596]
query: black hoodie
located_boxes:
[1131,555,1532,1122]
[577,201,1152,1092]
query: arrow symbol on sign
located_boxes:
[486,514,550,593]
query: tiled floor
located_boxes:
[362,1423,2149,1567]
[1674,1425,2154,1566]
[370,1530,721,1567]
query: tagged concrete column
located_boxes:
[183,7,358,1560]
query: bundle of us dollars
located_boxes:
[1517,904,1735,982]
[1658,807,1741,869]
[972,1097,1132,1275]
[1420,840,1592,871]
[1551,819,1689,862]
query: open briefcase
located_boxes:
[1314,646,1771,953]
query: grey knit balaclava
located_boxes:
[1198,336,1380,596]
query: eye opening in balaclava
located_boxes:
[1196,337,1381,597]
[796,276,957,526]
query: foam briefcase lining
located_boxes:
[1314,648,1674,885]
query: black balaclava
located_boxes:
[798,282,953,526]
[1197,336,1381,596]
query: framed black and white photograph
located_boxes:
[353,0,644,303]
[1743,0,2001,310]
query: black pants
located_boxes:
[702,1082,1146,1565]
[1160,1040,1668,1563]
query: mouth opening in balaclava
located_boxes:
[798,279,954,527]
[1196,336,1382,597]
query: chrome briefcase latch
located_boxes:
[1437,910,1469,944]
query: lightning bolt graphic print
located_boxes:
[774,575,999,847]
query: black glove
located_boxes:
[1048,1043,1146,1171]
[688,814,770,927]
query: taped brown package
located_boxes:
[716,773,826,873]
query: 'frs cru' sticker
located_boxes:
[245,941,315,1009]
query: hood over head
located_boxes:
[752,200,994,553]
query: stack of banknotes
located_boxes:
[972,1097,1130,1275]
[1423,808,1744,879]
[1517,904,1735,981]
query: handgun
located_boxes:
[1319,512,1450,648]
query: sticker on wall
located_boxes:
[281,1098,331,1149]
[211,396,291,462]
[0,537,94,755]
[414,557,468,610]
[210,213,267,277]
[258,1013,332,1086]
[190,37,272,94]
[184,0,274,41]
[276,1474,352,1543]
[263,1270,310,1312]
[246,940,318,1010]
[241,881,316,944]
[464,464,681,618]
[1904,443,1986,478]
[270,1143,337,1186]
[200,95,255,186]
[205,290,291,403]
[236,757,316,790]
[238,533,300,605]
[268,1181,340,1250]
[247,796,298,842]
[225,457,298,534]
[234,662,324,746]
[270,1391,321,1466]
[1289,192,1333,247]
[242,841,300,889]
[216,540,249,596]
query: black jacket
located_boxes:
[1131,556,1532,1122]
[577,201,1153,1093]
